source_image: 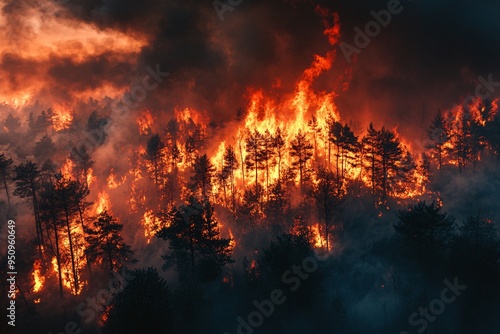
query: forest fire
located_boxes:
[51,106,74,132]
[136,110,154,135]
[1,1,499,333]
[94,191,111,215]
[107,169,126,189]
[310,223,328,250]
[31,259,44,293]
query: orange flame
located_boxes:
[31,259,44,293]
[94,191,111,215]
[136,110,154,135]
[51,106,74,131]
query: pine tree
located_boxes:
[191,154,215,199]
[0,153,13,207]
[378,127,403,201]
[157,198,232,282]
[85,210,133,275]
[38,179,64,297]
[69,144,94,186]
[426,111,450,170]
[144,134,165,192]
[273,127,286,183]
[310,167,345,251]
[290,130,313,192]
[185,124,205,166]
[261,130,276,196]
[245,129,265,190]
[4,113,20,133]
[14,161,43,248]
[361,123,380,197]
[329,121,344,177]
[36,110,52,133]
[308,116,320,161]
[339,124,359,179]
[34,135,56,162]
[394,201,455,262]
[223,145,238,211]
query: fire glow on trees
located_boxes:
[2,2,499,320]
[31,259,44,293]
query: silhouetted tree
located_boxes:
[36,109,52,132]
[262,130,276,195]
[157,198,233,282]
[0,153,13,207]
[452,213,499,276]
[308,115,320,161]
[310,167,345,251]
[258,233,322,308]
[485,106,500,161]
[329,121,344,176]
[34,135,56,162]
[264,181,290,232]
[378,127,403,202]
[340,124,359,178]
[143,134,165,192]
[245,129,265,190]
[223,145,238,211]
[426,111,450,170]
[4,113,20,133]
[102,268,172,334]
[185,124,205,165]
[14,161,43,248]
[394,201,455,263]
[290,130,313,192]
[69,144,94,187]
[191,154,215,199]
[85,210,133,275]
[38,179,64,296]
[362,123,380,197]
[273,127,286,183]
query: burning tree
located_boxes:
[69,144,95,187]
[144,133,165,193]
[85,210,134,275]
[245,129,266,191]
[13,161,43,249]
[0,153,13,207]
[157,197,233,282]
[191,154,216,200]
[426,111,450,170]
[222,145,239,211]
[290,130,314,193]
[310,167,345,251]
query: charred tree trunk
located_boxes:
[63,207,79,295]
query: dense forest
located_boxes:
[1,95,499,334]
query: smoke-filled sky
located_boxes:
[1,0,500,140]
